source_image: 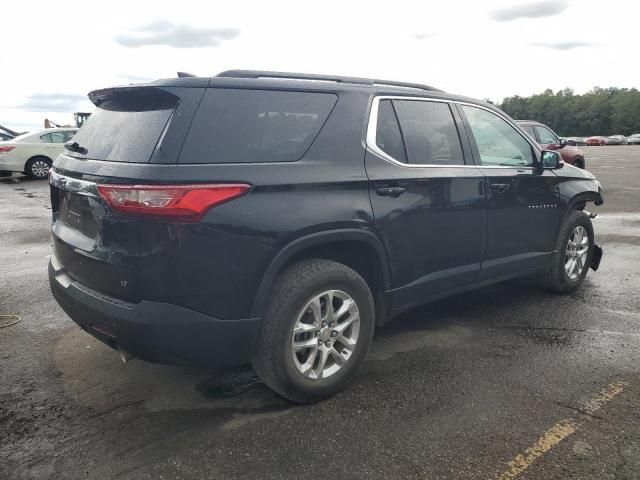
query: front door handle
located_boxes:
[489,183,511,194]
[376,186,406,198]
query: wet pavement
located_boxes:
[1,146,639,479]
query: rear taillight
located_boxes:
[0,146,15,154]
[97,184,251,221]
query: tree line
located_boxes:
[498,87,640,137]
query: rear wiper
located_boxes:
[65,141,88,155]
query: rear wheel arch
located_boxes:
[251,230,391,325]
[24,155,53,178]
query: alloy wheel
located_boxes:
[565,225,589,280]
[291,290,360,380]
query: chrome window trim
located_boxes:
[366,95,540,169]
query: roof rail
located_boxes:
[216,70,442,92]
[177,71,197,78]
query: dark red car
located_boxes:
[585,136,607,146]
[516,120,586,169]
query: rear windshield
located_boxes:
[179,89,337,164]
[68,88,177,163]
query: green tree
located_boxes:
[499,87,640,136]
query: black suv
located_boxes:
[49,70,603,402]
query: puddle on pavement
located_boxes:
[54,328,288,417]
[195,367,263,398]
[368,324,473,361]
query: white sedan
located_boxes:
[0,128,78,179]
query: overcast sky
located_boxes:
[1,0,638,132]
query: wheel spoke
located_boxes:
[292,337,319,351]
[334,311,359,334]
[565,258,576,276]
[333,298,354,321]
[315,348,330,378]
[336,334,356,351]
[293,322,320,335]
[309,297,322,324]
[300,348,318,375]
[329,348,346,366]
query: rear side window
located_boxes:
[392,100,464,165]
[375,100,407,162]
[180,89,337,164]
[68,88,178,163]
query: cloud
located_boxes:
[115,20,240,48]
[490,0,569,21]
[411,33,435,40]
[19,93,90,112]
[529,41,594,50]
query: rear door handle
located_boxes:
[489,183,511,194]
[376,187,406,198]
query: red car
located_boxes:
[585,136,607,146]
[516,120,586,169]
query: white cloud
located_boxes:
[115,21,240,48]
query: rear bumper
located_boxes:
[49,258,261,366]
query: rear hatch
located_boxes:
[50,85,193,302]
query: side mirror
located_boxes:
[541,150,564,169]
[559,138,568,146]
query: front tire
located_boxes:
[25,156,51,179]
[252,259,375,403]
[541,210,594,293]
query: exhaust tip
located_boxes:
[118,349,132,364]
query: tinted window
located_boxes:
[535,125,559,144]
[392,100,464,165]
[375,100,406,162]
[181,89,337,164]
[40,133,52,143]
[47,131,71,143]
[69,108,173,163]
[462,106,535,167]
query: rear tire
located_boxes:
[25,156,51,179]
[573,157,585,169]
[540,210,594,293]
[252,259,375,403]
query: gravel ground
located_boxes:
[1,145,639,479]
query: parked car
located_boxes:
[605,135,627,145]
[565,136,587,146]
[516,120,586,168]
[0,128,78,178]
[49,70,604,403]
[627,134,640,145]
[585,136,607,146]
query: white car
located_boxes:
[0,127,78,179]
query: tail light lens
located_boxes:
[97,184,251,221]
[0,146,15,154]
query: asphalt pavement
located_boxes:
[1,146,639,479]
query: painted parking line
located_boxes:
[496,381,628,480]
